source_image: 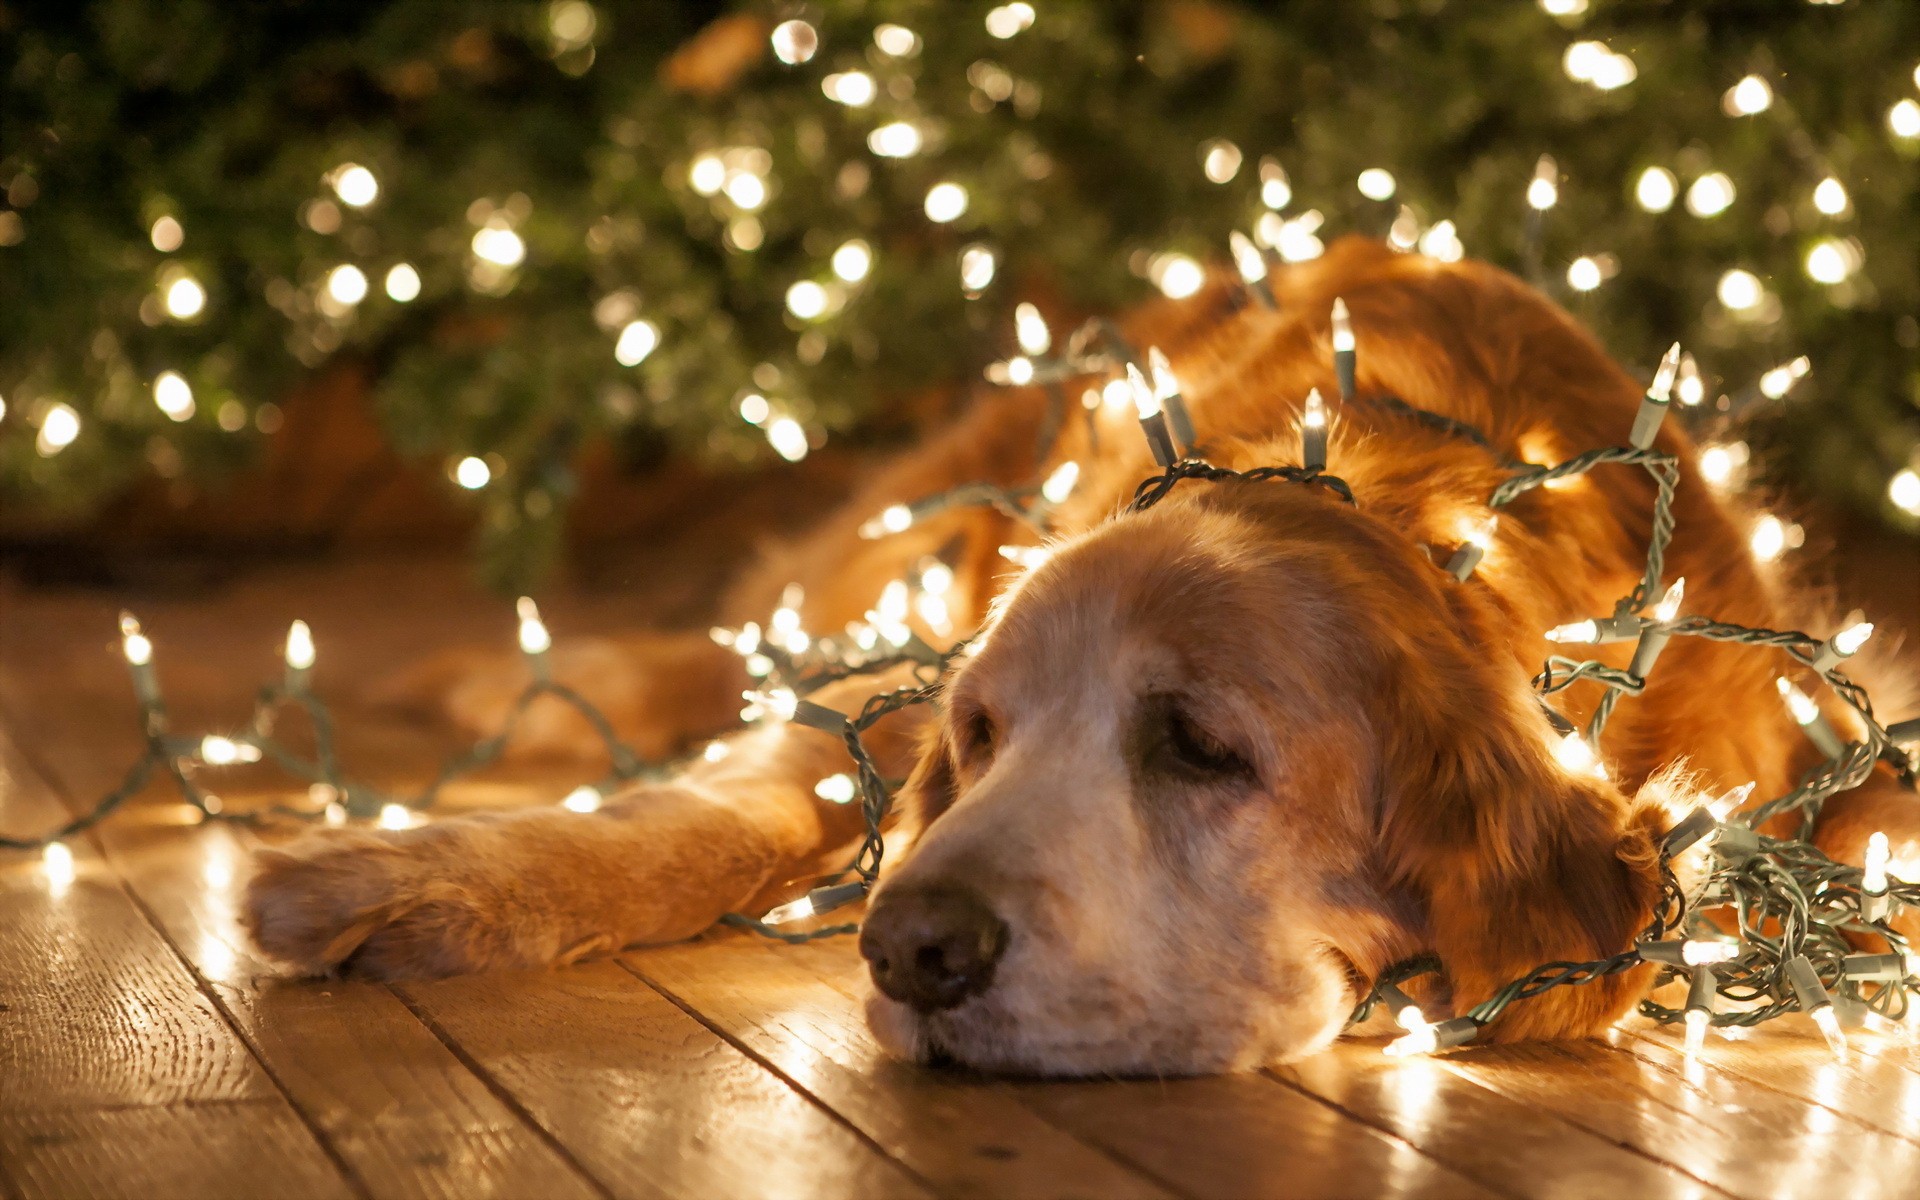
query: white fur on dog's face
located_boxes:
[866,501,1423,1076]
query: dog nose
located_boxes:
[859,885,1009,1012]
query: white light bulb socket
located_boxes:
[791,699,853,735]
[1661,807,1718,859]
[1429,1015,1479,1051]
[1627,625,1674,680]
[1445,541,1486,583]
[1138,411,1178,467]
[798,880,867,921]
[1685,963,1717,1015]
[1784,954,1832,1015]
[1630,392,1670,451]
[1712,823,1761,862]
[1841,953,1909,982]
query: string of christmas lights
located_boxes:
[7,246,1920,1065]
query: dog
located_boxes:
[244,236,1916,1076]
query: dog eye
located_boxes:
[958,710,996,760]
[1162,706,1250,778]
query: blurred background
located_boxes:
[2,0,1917,595]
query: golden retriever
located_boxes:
[244,237,1915,1075]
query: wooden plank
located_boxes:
[1275,1038,1731,1200]
[767,938,1500,1200]
[1627,1020,1920,1144]
[0,1102,354,1200]
[0,621,609,1197]
[1438,1038,1920,1200]
[627,934,1175,1200]
[0,726,351,1198]
[394,963,934,1200]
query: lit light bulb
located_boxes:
[1155,254,1205,300]
[1697,442,1747,488]
[999,544,1053,569]
[284,620,315,671]
[822,72,877,107]
[1303,390,1327,430]
[1805,239,1857,285]
[199,735,259,766]
[1813,177,1849,216]
[153,371,195,422]
[34,402,78,457]
[744,687,800,722]
[517,597,552,655]
[833,240,873,283]
[1041,461,1080,505]
[1384,1011,1439,1057]
[1811,1006,1849,1061]
[1230,231,1267,285]
[767,417,809,462]
[689,154,726,195]
[332,164,379,207]
[43,842,75,892]
[1684,1007,1710,1056]
[454,456,491,489]
[1331,297,1355,353]
[472,225,526,267]
[1682,939,1739,966]
[1708,781,1755,821]
[164,273,207,319]
[960,244,997,292]
[1777,676,1821,725]
[562,786,603,813]
[1357,168,1396,201]
[1676,354,1705,407]
[1129,364,1162,420]
[703,741,731,763]
[1750,514,1788,563]
[860,504,914,539]
[1526,157,1558,210]
[763,894,816,925]
[1635,166,1678,213]
[1654,577,1687,622]
[769,18,818,64]
[1893,469,1920,517]
[385,263,421,302]
[1554,731,1608,779]
[924,182,969,223]
[1833,621,1874,657]
[1567,256,1602,292]
[1865,830,1891,895]
[615,320,659,366]
[1717,268,1762,311]
[1259,157,1291,209]
[814,774,858,804]
[1546,620,1598,644]
[874,24,920,56]
[378,803,411,830]
[1201,139,1242,184]
[120,613,153,666]
[150,214,184,252]
[1687,173,1736,218]
[868,122,923,158]
[785,281,828,320]
[1890,99,1920,140]
[1015,303,1051,355]
[1723,75,1773,116]
[724,172,767,211]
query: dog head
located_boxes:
[860,473,1666,1075]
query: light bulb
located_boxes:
[1155,254,1205,300]
[153,371,195,421]
[1331,297,1355,353]
[385,263,421,302]
[1723,75,1773,116]
[1833,621,1874,657]
[1259,157,1291,209]
[1654,577,1687,622]
[767,417,809,462]
[1708,782,1755,821]
[763,895,816,925]
[1042,461,1080,505]
[924,182,969,223]
[1230,231,1267,284]
[814,774,858,804]
[119,613,153,666]
[378,804,411,830]
[615,320,659,366]
[1688,173,1736,219]
[861,504,914,538]
[284,620,315,671]
[785,281,828,320]
[1813,177,1849,216]
[1567,256,1603,292]
[1554,732,1607,779]
[1865,830,1891,895]
[1015,303,1051,355]
[1777,676,1821,725]
[562,786,603,813]
[1811,1006,1849,1060]
[1527,157,1558,210]
[832,240,873,283]
[43,842,75,891]
[332,164,379,207]
[1546,620,1598,644]
[823,72,877,107]
[1303,390,1327,430]
[517,597,552,655]
[1750,515,1788,563]
[454,456,491,489]
[1636,167,1678,213]
[1682,939,1739,966]
[1684,1007,1710,1056]
[868,122,922,158]
[1128,364,1161,420]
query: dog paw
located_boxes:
[242,826,537,980]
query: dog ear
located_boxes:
[1376,657,1666,1041]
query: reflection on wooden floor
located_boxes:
[4,546,1918,1199]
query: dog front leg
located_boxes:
[244,670,933,980]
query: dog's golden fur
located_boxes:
[245,238,1916,1075]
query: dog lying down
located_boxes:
[244,236,1916,1076]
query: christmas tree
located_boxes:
[3,0,1916,588]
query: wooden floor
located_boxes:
[4,541,1920,1200]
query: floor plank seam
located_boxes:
[615,957,951,1199]
[0,704,374,1200]
[1256,1069,1532,1200]
[385,982,618,1200]
[106,849,378,1200]
[1431,1053,1739,1199]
